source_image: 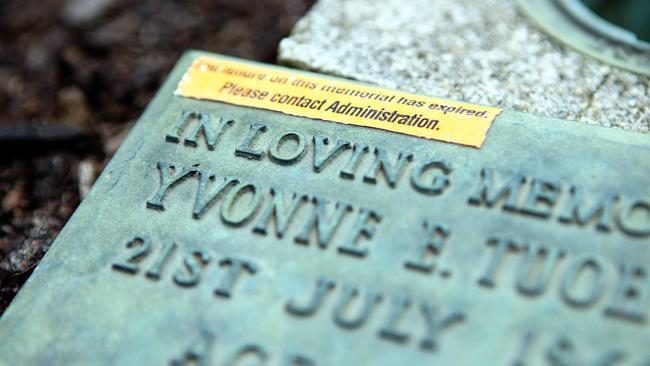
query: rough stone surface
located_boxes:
[278,0,650,133]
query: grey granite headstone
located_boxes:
[278,0,650,133]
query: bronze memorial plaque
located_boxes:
[0,51,649,365]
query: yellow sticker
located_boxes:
[175,56,501,148]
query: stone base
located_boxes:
[279,0,649,132]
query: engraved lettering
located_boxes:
[193,172,239,219]
[337,208,382,257]
[170,329,215,366]
[467,168,525,211]
[286,276,465,353]
[283,354,315,366]
[477,237,518,288]
[477,235,650,326]
[312,136,350,173]
[332,285,383,329]
[545,336,579,366]
[339,143,368,180]
[419,303,465,351]
[235,122,268,160]
[538,334,626,366]
[221,183,263,226]
[173,248,211,287]
[404,221,450,274]
[378,295,411,344]
[520,179,561,218]
[558,186,618,232]
[166,110,234,151]
[286,278,335,317]
[225,344,268,366]
[559,255,606,308]
[363,147,413,188]
[253,188,308,238]
[145,240,177,280]
[214,257,258,298]
[511,331,537,366]
[515,242,565,297]
[604,263,649,323]
[146,162,195,211]
[617,199,650,237]
[112,236,152,274]
[409,159,452,195]
[268,131,307,165]
[467,169,648,238]
[170,329,316,366]
[294,197,352,248]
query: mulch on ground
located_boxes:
[0,0,314,313]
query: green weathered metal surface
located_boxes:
[0,51,649,365]
[517,0,650,76]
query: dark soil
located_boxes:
[0,0,314,314]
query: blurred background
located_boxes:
[0,0,314,313]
